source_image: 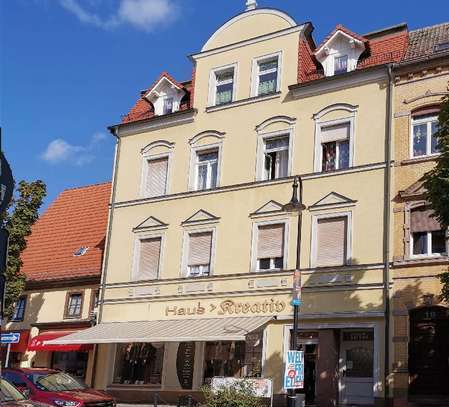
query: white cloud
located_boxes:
[59,0,178,32]
[41,133,108,166]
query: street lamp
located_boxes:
[282,176,306,407]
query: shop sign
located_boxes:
[0,332,20,344]
[283,350,304,389]
[342,331,374,342]
[165,298,286,317]
[211,377,273,398]
[176,342,195,390]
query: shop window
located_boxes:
[314,216,348,267]
[52,352,88,379]
[187,231,213,277]
[345,347,373,378]
[263,136,289,180]
[320,122,350,172]
[410,206,447,257]
[113,343,164,385]
[64,292,83,319]
[203,341,246,383]
[11,296,26,322]
[256,223,285,271]
[412,114,439,158]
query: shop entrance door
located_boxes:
[339,330,374,405]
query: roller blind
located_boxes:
[321,122,350,143]
[137,238,161,280]
[145,157,168,197]
[411,207,441,232]
[257,224,284,259]
[316,217,347,267]
[188,232,212,266]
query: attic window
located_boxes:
[74,247,89,257]
[334,55,348,74]
[434,42,449,52]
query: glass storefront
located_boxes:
[51,351,89,379]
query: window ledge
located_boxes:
[393,256,449,267]
[205,92,281,113]
[401,154,440,166]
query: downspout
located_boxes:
[91,126,121,388]
[383,63,394,406]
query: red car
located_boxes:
[2,368,115,407]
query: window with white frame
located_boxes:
[410,206,447,257]
[12,296,26,321]
[136,237,162,280]
[195,149,218,190]
[187,231,213,277]
[334,55,348,75]
[144,156,168,197]
[256,223,285,271]
[412,114,439,158]
[263,136,289,180]
[319,122,350,172]
[213,67,235,106]
[315,216,348,267]
[254,55,280,96]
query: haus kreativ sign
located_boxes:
[165,298,287,317]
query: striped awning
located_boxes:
[47,316,273,345]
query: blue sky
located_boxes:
[1,0,447,209]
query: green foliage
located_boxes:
[3,180,46,318]
[201,381,263,407]
[423,96,449,302]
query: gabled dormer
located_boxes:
[314,25,367,77]
[144,72,187,116]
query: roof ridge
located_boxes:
[410,21,449,33]
[61,181,112,193]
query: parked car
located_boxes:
[2,368,115,407]
[1,378,51,406]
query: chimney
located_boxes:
[245,0,257,11]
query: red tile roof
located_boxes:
[21,182,111,283]
[122,71,193,124]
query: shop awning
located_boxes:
[28,330,94,352]
[47,316,273,345]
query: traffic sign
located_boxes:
[283,350,304,389]
[1,332,21,344]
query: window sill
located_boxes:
[205,92,281,113]
[393,256,449,267]
[401,154,440,166]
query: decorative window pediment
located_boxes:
[182,209,220,226]
[309,192,356,210]
[133,216,168,232]
[250,200,284,217]
[399,178,427,200]
[144,74,186,116]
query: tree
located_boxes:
[423,95,449,302]
[3,180,46,318]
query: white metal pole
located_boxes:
[5,343,11,368]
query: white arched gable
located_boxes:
[201,8,297,52]
[313,103,358,120]
[141,140,175,155]
[255,115,296,133]
[189,130,225,146]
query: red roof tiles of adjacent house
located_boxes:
[21,182,111,283]
[122,71,193,124]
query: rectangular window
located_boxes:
[136,237,162,281]
[315,217,347,267]
[65,293,83,319]
[320,122,350,172]
[214,68,234,105]
[256,57,279,96]
[410,206,446,256]
[334,55,348,74]
[203,341,246,382]
[196,150,218,190]
[163,97,173,115]
[187,232,212,277]
[263,136,289,180]
[113,343,164,385]
[145,157,168,197]
[412,114,439,157]
[12,296,26,321]
[257,223,284,271]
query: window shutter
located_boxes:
[146,157,168,197]
[411,207,441,232]
[137,238,161,280]
[188,232,212,266]
[257,224,284,259]
[316,217,347,267]
[321,123,350,143]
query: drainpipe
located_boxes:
[383,63,394,406]
[91,126,121,388]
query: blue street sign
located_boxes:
[283,350,304,389]
[1,332,20,344]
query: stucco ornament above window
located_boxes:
[314,25,367,77]
[144,73,186,116]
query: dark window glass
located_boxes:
[431,122,439,154]
[339,140,350,169]
[431,230,446,254]
[413,123,427,157]
[163,98,173,114]
[259,258,271,270]
[322,142,336,172]
[12,297,26,321]
[203,341,247,383]
[274,257,284,269]
[413,232,428,255]
[52,352,88,378]
[334,55,348,74]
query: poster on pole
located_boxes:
[283,350,304,389]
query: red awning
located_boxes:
[0,330,30,353]
[28,330,93,352]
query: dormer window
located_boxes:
[334,55,348,74]
[163,97,174,115]
[144,74,186,116]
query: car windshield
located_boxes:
[27,372,86,392]
[0,378,26,402]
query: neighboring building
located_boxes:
[52,4,415,406]
[391,23,449,407]
[1,182,111,384]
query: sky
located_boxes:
[1,0,447,209]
